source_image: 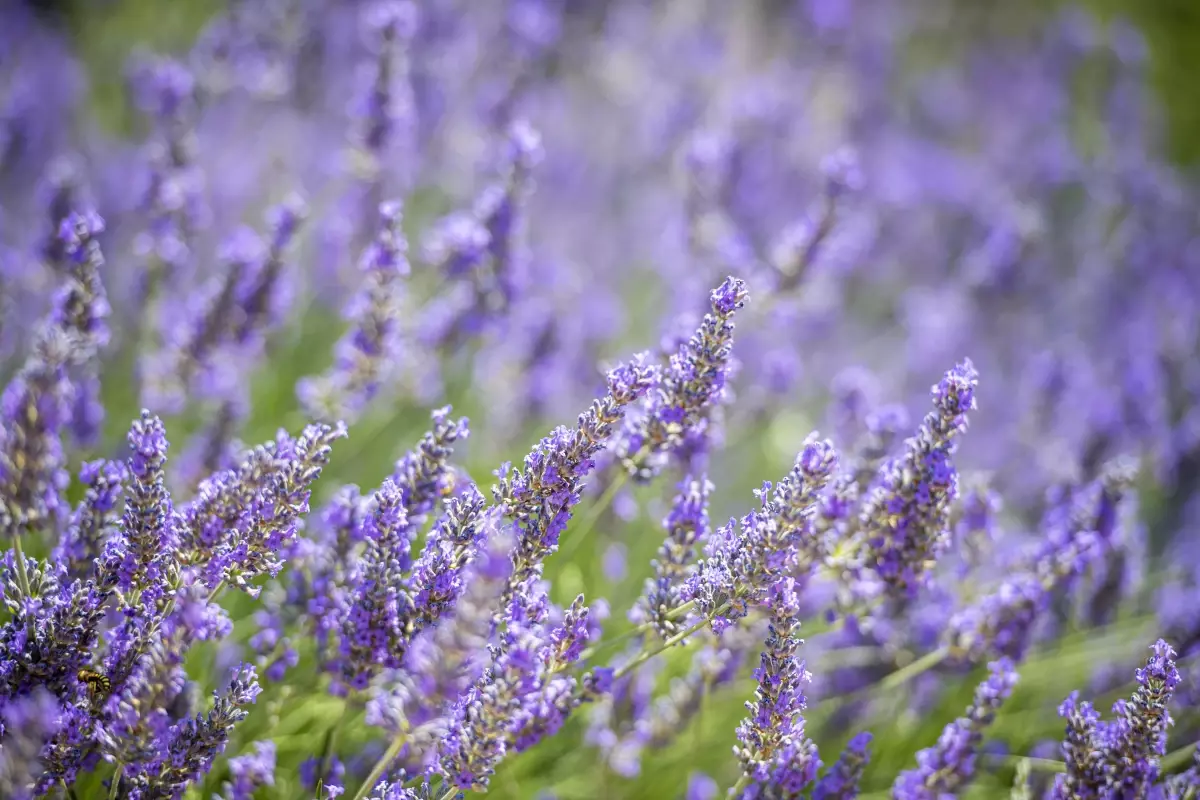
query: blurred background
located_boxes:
[4,0,1200,798]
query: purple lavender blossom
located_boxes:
[54,459,126,580]
[335,479,419,689]
[298,201,411,423]
[125,663,261,799]
[0,211,112,542]
[221,740,276,800]
[495,353,657,600]
[103,411,176,603]
[891,659,1018,799]
[0,688,62,800]
[733,578,819,798]
[853,361,978,601]
[685,772,718,800]
[636,476,712,639]
[813,731,872,800]
[618,277,748,481]
[367,524,513,754]
[185,421,347,595]
[687,435,838,631]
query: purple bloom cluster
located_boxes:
[891,659,1018,799]
[2,3,1199,799]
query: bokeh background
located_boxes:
[4,0,1200,798]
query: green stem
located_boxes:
[108,764,124,800]
[986,754,1067,774]
[435,787,458,800]
[729,775,750,796]
[205,580,225,606]
[11,533,33,598]
[350,733,408,800]
[1163,739,1200,772]
[610,609,718,681]
[878,646,950,692]
[557,471,630,562]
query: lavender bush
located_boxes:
[1,0,1199,798]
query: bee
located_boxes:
[78,668,112,700]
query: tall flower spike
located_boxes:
[367,523,513,749]
[686,435,838,631]
[128,663,261,799]
[335,478,417,690]
[102,411,176,604]
[0,688,62,800]
[350,1,417,179]
[891,659,1018,799]
[636,476,713,639]
[54,459,126,581]
[813,732,873,800]
[1051,692,1105,800]
[1105,639,1180,795]
[495,354,657,602]
[855,360,978,601]
[204,421,347,596]
[0,212,112,542]
[298,201,411,424]
[733,579,819,798]
[619,276,748,481]
[945,465,1134,665]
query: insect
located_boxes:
[77,668,111,699]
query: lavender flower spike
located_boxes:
[686,434,838,631]
[1106,639,1181,795]
[619,276,749,481]
[891,659,1018,799]
[495,353,657,600]
[636,475,713,639]
[366,522,514,753]
[813,732,873,800]
[102,410,177,604]
[131,663,261,799]
[854,360,978,601]
[298,201,410,424]
[733,579,819,798]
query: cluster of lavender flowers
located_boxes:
[2,0,1199,798]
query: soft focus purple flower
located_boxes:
[685,771,718,800]
[891,659,1018,799]
[618,276,749,481]
[813,731,872,800]
[636,476,711,638]
[299,201,411,423]
[852,361,978,602]
[733,579,819,798]
[221,740,276,800]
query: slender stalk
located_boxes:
[729,774,750,797]
[108,764,124,800]
[435,787,458,800]
[611,610,717,681]
[11,532,33,598]
[986,754,1068,774]
[350,734,407,800]
[205,579,225,605]
[1162,739,1200,772]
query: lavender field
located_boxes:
[1,1,1199,798]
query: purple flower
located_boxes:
[636,476,712,639]
[618,277,748,481]
[813,731,872,800]
[298,201,411,423]
[892,659,1018,799]
[687,435,838,629]
[221,740,276,800]
[733,579,819,798]
[495,353,657,600]
[853,361,978,601]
